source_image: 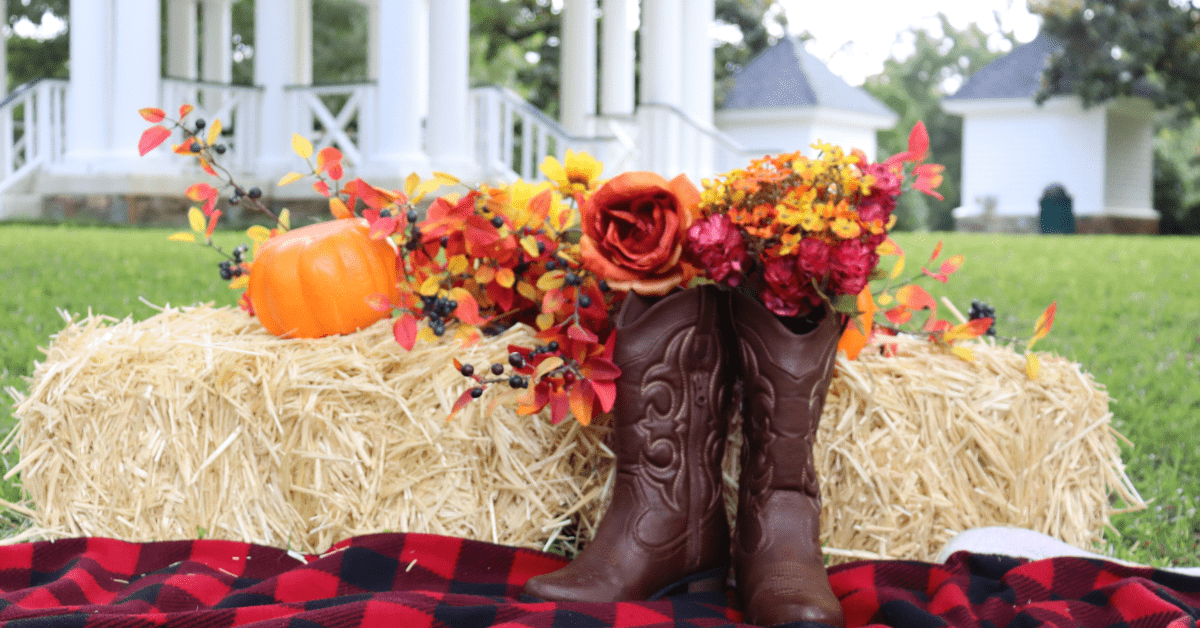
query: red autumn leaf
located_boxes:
[316,146,342,175]
[939,254,964,277]
[178,104,194,119]
[526,189,554,224]
[199,158,218,178]
[204,210,222,239]
[876,238,903,256]
[896,284,936,311]
[367,215,397,240]
[907,121,930,163]
[913,163,946,200]
[944,317,993,341]
[393,313,418,350]
[464,215,501,252]
[542,288,567,316]
[138,126,171,156]
[548,390,570,425]
[567,324,599,344]
[346,178,399,209]
[928,240,943,263]
[486,280,515,312]
[569,383,599,426]
[885,306,912,326]
[186,183,218,202]
[364,293,393,313]
[450,290,487,326]
[139,107,166,123]
[921,269,950,283]
[579,356,620,381]
[447,387,476,422]
[591,379,617,413]
[923,317,952,333]
[313,180,331,197]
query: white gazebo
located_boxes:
[0,0,760,221]
[942,33,1159,234]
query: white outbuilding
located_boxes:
[715,35,898,161]
[942,33,1159,233]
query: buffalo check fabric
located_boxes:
[0,533,1196,628]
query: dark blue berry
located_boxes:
[490,363,504,375]
[214,144,226,154]
[194,118,206,130]
[470,387,484,398]
[547,341,559,352]
[460,364,474,377]
[578,295,592,308]
[598,280,610,292]
[248,187,262,199]
[508,374,525,388]
[508,352,525,368]
[406,209,419,223]
[546,260,557,271]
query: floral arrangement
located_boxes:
[139,106,1055,425]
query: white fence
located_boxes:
[0,79,68,194]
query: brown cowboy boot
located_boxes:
[731,290,845,627]
[523,284,734,602]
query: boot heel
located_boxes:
[647,567,728,600]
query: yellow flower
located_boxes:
[539,149,603,195]
[830,216,862,239]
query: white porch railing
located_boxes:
[286,82,375,168]
[471,85,636,182]
[161,78,264,174]
[637,102,765,184]
[0,79,69,194]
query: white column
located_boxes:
[600,0,634,116]
[201,0,233,84]
[112,0,163,161]
[561,0,597,135]
[366,0,380,81]
[639,0,683,108]
[426,0,472,170]
[166,0,199,79]
[680,0,714,125]
[65,0,112,159]
[367,0,427,175]
[254,0,302,174]
[294,0,313,85]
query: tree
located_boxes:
[5,0,69,89]
[1030,0,1200,119]
[862,15,1016,230]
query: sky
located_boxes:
[775,0,1044,85]
[11,0,1044,88]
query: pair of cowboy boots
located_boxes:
[522,285,845,628]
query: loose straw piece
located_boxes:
[3,306,1143,563]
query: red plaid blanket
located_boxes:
[0,533,1196,627]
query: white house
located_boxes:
[942,33,1159,234]
[0,0,759,222]
[715,35,898,161]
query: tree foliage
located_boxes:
[862,15,1016,231]
[5,0,69,90]
[1031,0,1200,118]
[714,0,787,105]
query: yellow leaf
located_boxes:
[279,209,291,230]
[537,270,566,291]
[536,312,555,330]
[228,275,250,290]
[433,171,461,186]
[168,232,196,243]
[418,276,441,296]
[292,133,313,160]
[517,281,538,301]
[246,225,271,244]
[405,172,420,198]
[278,172,305,186]
[890,254,906,280]
[535,356,565,380]
[447,255,469,275]
[417,326,439,343]
[520,236,541,259]
[951,346,975,363]
[496,267,516,288]
[206,118,222,146]
[877,293,894,306]
[1026,353,1041,379]
[188,207,206,233]
[414,179,442,200]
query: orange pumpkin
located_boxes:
[248,218,400,339]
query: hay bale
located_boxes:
[2,305,613,555]
[4,306,1143,563]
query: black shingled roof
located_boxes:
[720,35,895,118]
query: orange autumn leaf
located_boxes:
[1028,301,1057,350]
[139,107,166,123]
[885,306,912,325]
[943,317,993,342]
[329,197,353,220]
[568,383,597,426]
[838,286,875,360]
[928,240,942,262]
[896,284,936,311]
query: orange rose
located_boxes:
[579,172,701,296]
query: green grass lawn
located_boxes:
[2,225,1198,565]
